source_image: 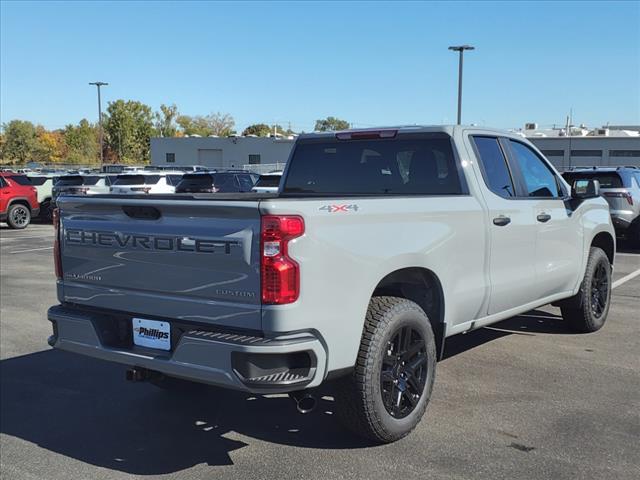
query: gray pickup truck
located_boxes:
[48,126,615,443]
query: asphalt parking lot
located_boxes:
[1,223,639,480]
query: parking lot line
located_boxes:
[612,268,640,289]
[616,252,639,257]
[9,246,53,254]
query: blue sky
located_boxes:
[1,0,639,132]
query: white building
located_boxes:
[150,136,295,172]
[517,123,640,170]
[150,124,640,173]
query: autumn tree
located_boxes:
[177,112,235,137]
[37,129,67,163]
[103,100,156,163]
[314,116,350,132]
[155,103,179,137]
[64,119,99,164]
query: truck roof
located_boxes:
[299,125,522,140]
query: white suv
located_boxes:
[109,172,184,194]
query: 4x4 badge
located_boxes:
[319,204,359,213]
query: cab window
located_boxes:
[508,140,561,198]
[471,136,515,198]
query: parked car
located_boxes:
[251,171,283,193]
[0,173,39,229]
[109,172,184,194]
[49,126,615,443]
[175,171,258,193]
[52,175,115,204]
[27,175,59,220]
[563,167,640,244]
[145,165,210,173]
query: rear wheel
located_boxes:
[561,247,611,333]
[335,296,436,443]
[7,203,31,229]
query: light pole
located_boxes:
[89,81,108,163]
[448,45,474,125]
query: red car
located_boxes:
[0,173,40,229]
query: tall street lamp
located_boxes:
[448,45,474,125]
[89,81,108,163]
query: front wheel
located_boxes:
[7,203,31,229]
[561,247,612,333]
[335,296,437,443]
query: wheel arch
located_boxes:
[371,267,446,360]
[8,198,32,211]
[591,231,615,265]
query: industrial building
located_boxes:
[150,124,640,172]
[517,124,640,171]
[150,136,294,173]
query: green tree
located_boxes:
[103,100,156,163]
[64,119,99,164]
[177,112,235,137]
[242,123,271,137]
[155,103,179,137]
[314,116,350,132]
[0,120,39,163]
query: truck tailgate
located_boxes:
[58,196,262,330]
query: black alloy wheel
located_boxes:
[380,325,428,419]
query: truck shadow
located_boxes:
[442,309,569,360]
[0,309,567,475]
[0,349,369,475]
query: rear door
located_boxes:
[59,197,263,330]
[469,136,538,315]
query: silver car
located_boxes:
[563,167,640,243]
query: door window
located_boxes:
[508,140,560,198]
[471,136,515,198]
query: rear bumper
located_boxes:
[47,305,327,393]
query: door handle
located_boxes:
[493,216,511,226]
[537,213,551,223]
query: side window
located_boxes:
[472,136,515,198]
[633,172,640,189]
[508,140,560,198]
[237,174,255,191]
[0,177,6,188]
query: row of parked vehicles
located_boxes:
[0,166,283,229]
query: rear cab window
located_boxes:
[283,133,465,196]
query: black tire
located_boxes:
[335,296,437,443]
[7,203,31,229]
[40,199,53,222]
[561,247,611,333]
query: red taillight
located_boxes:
[52,208,63,280]
[603,191,633,206]
[261,215,304,304]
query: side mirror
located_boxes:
[571,178,600,199]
